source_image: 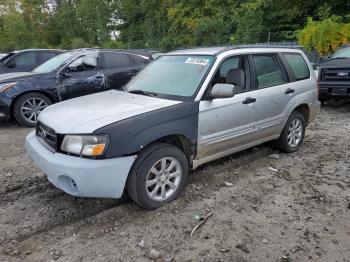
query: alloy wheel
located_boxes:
[287,118,303,147]
[145,157,182,201]
[20,97,48,124]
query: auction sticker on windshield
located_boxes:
[185,57,210,66]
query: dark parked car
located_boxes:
[0,49,64,74]
[0,49,152,126]
[318,45,350,102]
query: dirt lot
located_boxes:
[0,100,349,262]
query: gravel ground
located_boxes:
[0,100,349,262]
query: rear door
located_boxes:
[252,53,294,139]
[57,52,106,101]
[101,51,140,90]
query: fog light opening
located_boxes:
[57,175,78,194]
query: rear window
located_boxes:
[283,53,310,81]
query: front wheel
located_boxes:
[276,111,306,153]
[13,92,52,127]
[126,143,189,209]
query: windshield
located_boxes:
[125,55,214,99]
[332,47,350,59]
[33,52,73,73]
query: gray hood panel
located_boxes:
[0,72,39,82]
[38,90,181,134]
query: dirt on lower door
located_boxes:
[0,100,349,262]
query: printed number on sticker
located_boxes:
[185,57,209,66]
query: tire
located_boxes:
[13,92,52,127]
[276,111,306,153]
[126,143,189,210]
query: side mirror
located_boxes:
[210,83,235,99]
[6,61,16,68]
[319,55,329,64]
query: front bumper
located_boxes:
[0,93,11,119]
[319,82,350,99]
[25,131,136,199]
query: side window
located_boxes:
[210,56,252,94]
[131,55,149,66]
[66,53,98,73]
[13,52,36,66]
[252,55,287,88]
[219,57,240,77]
[39,52,57,64]
[103,52,131,69]
[283,53,310,80]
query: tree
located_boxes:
[297,16,350,55]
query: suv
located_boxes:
[0,49,64,74]
[0,49,151,126]
[318,45,350,102]
[26,47,320,209]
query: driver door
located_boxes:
[57,52,106,101]
[196,55,261,160]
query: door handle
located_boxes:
[285,88,295,94]
[242,97,256,104]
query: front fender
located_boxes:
[94,102,199,158]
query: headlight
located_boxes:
[61,135,109,157]
[0,82,16,93]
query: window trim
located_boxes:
[280,52,311,82]
[250,53,289,89]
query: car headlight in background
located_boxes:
[0,82,16,93]
[61,135,109,157]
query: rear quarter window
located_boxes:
[283,53,310,81]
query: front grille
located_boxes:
[36,122,57,151]
[321,68,350,81]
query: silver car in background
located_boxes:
[26,46,320,209]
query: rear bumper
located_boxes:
[309,100,320,123]
[25,131,136,199]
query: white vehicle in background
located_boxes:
[0,54,7,59]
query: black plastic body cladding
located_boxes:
[94,102,199,158]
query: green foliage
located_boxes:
[297,17,350,55]
[0,0,349,52]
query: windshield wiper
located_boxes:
[128,89,159,97]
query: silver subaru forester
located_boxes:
[26,46,320,209]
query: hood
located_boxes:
[320,58,350,68]
[38,90,181,134]
[0,72,42,83]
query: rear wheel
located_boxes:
[276,111,305,153]
[13,92,52,127]
[126,143,188,209]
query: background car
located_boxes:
[0,49,64,74]
[0,48,152,126]
[0,54,7,59]
[317,44,350,103]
